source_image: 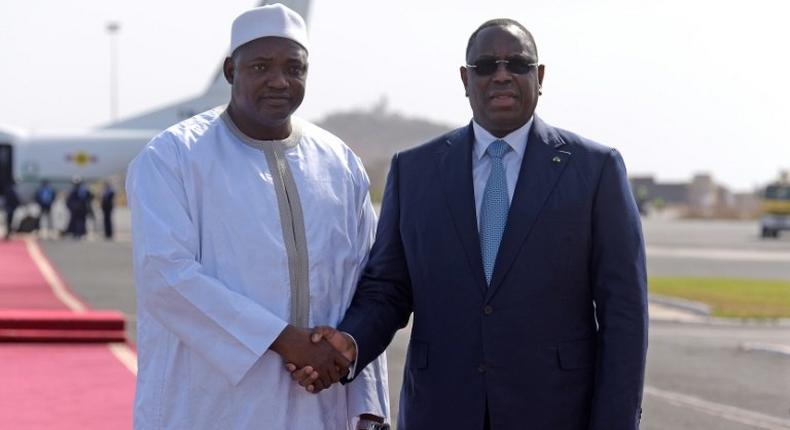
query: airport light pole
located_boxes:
[106,21,121,122]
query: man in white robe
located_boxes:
[126,4,389,429]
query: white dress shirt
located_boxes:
[472,118,533,228]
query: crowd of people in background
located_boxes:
[1,178,116,241]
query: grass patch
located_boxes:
[649,277,790,319]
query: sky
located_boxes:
[1,0,789,191]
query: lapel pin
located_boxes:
[552,156,562,163]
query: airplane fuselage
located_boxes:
[1,128,155,201]
[0,0,310,204]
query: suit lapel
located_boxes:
[434,124,488,295]
[488,116,573,296]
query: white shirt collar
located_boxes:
[472,117,533,160]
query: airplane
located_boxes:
[0,0,312,202]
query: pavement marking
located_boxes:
[644,386,790,430]
[648,303,706,323]
[26,237,139,374]
[108,343,138,375]
[24,237,86,312]
[647,246,790,262]
[741,342,790,358]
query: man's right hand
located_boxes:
[270,325,350,390]
[285,326,357,393]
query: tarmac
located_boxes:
[3,207,790,429]
[25,206,760,338]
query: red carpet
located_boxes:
[0,240,72,310]
[0,238,136,429]
[0,309,127,342]
[0,343,135,429]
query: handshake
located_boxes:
[271,325,356,393]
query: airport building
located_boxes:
[630,173,760,218]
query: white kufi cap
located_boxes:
[230,3,309,54]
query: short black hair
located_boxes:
[465,19,537,62]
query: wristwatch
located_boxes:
[356,419,390,430]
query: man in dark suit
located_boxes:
[100,181,115,240]
[65,179,92,239]
[292,18,647,430]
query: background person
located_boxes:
[3,181,19,240]
[65,179,92,239]
[34,179,56,238]
[100,181,115,240]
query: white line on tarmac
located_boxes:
[108,343,138,375]
[647,246,790,262]
[648,303,706,323]
[24,237,86,312]
[644,386,790,430]
[741,342,790,357]
[26,237,139,375]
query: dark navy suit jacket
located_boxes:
[339,116,648,429]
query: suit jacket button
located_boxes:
[483,305,493,315]
[478,364,487,373]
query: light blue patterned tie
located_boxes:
[480,139,511,285]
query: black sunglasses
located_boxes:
[466,58,538,76]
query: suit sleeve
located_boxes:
[345,154,391,422]
[126,138,288,386]
[588,149,649,430]
[339,153,414,374]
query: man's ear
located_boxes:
[537,64,545,87]
[460,66,469,97]
[223,57,235,84]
